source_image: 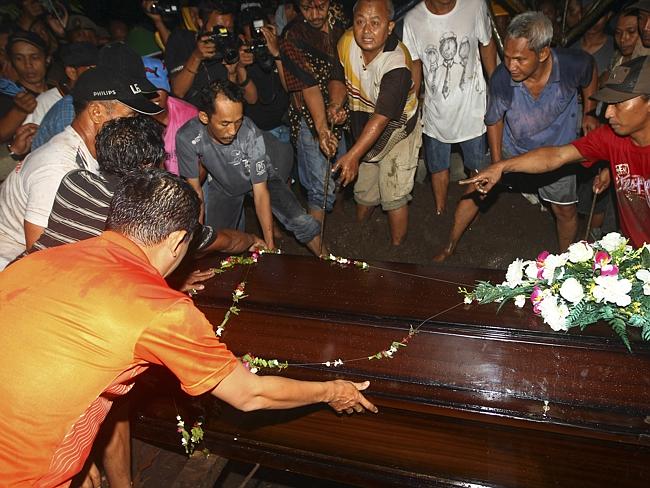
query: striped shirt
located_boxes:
[337,30,418,162]
[27,169,216,254]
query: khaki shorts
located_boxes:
[354,121,423,211]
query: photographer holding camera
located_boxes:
[164,0,255,107]
[239,5,291,144]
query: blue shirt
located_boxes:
[32,95,74,150]
[485,48,593,156]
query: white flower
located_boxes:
[541,253,569,284]
[599,232,627,252]
[567,241,594,263]
[592,275,632,307]
[514,295,526,308]
[538,295,570,331]
[524,261,538,280]
[559,277,584,304]
[505,259,526,288]
[250,367,259,374]
[464,295,473,305]
[636,269,650,295]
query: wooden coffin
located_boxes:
[132,253,650,488]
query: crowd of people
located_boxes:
[1,0,649,486]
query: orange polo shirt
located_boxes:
[0,231,237,487]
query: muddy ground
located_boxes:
[246,161,573,271]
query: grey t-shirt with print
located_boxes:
[176,116,269,197]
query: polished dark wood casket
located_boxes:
[132,253,650,487]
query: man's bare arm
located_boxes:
[24,220,45,250]
[486,121,504,164]
[212,361,378,413]
[196,229,264,256]
[461,144,585,194]
[479,38,497,79]
[252,181,274,249]
[186,177,205,224]
[333,113,390,187]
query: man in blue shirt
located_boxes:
[484,12,598,251]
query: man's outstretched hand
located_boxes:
[327,380,378,415]
[459,164,505,195]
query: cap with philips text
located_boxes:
[592,56,650,104]
[98,42,157,94]
[72,66,162,115]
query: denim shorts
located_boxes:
[296,118,346,212]
[423,133,488,173]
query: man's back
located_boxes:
[0,232,236,486]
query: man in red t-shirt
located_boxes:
[0,169,376,487]
[463,55,650,248]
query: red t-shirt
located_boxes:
[572,124,650,248]
[0,232,237,486]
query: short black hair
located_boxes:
[198,0,238,25]
[106,168,201,246]
[199,78,244,115]
[96,116,166,177]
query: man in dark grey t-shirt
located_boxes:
[177,79,325,255]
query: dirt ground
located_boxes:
[245,159,574,271]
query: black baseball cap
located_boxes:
[97,42,157,94]
[630,0,650,11]
[72,66,163,115]
[592,56,650,104]
[60,42,99,68]
[7,31,48,56]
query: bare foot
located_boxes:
[435,206,446,216]
[433,245,454,263]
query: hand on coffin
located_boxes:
[327,380,378,415]
[179,268,216,295]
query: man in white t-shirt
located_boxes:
[0,66,161,269]
[402,0,496,260]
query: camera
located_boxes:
[247,14,275,72]
[148,1,179,15]
[207,26,241,65]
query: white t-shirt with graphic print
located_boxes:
[402,0,491,143]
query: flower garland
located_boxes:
[176,415,204,456]
[461,233,650,350]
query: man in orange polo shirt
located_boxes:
[0,169,376,487]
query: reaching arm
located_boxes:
[186,177,205,224]
[461,144,585,194]
[486,120,504,164]
[252,181,274,249]
[303,85,338,157]
[333,113,390,187]
[326,80,348,125]
[24,220,45,250]
[212,360,378,413]
[479,38,497,79]
[196,228,265,256]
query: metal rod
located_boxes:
[561,0,570,41]
[318,120,336,257]
[486,0,505,61]
[584,190,599,241]
[561,0,617,47]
